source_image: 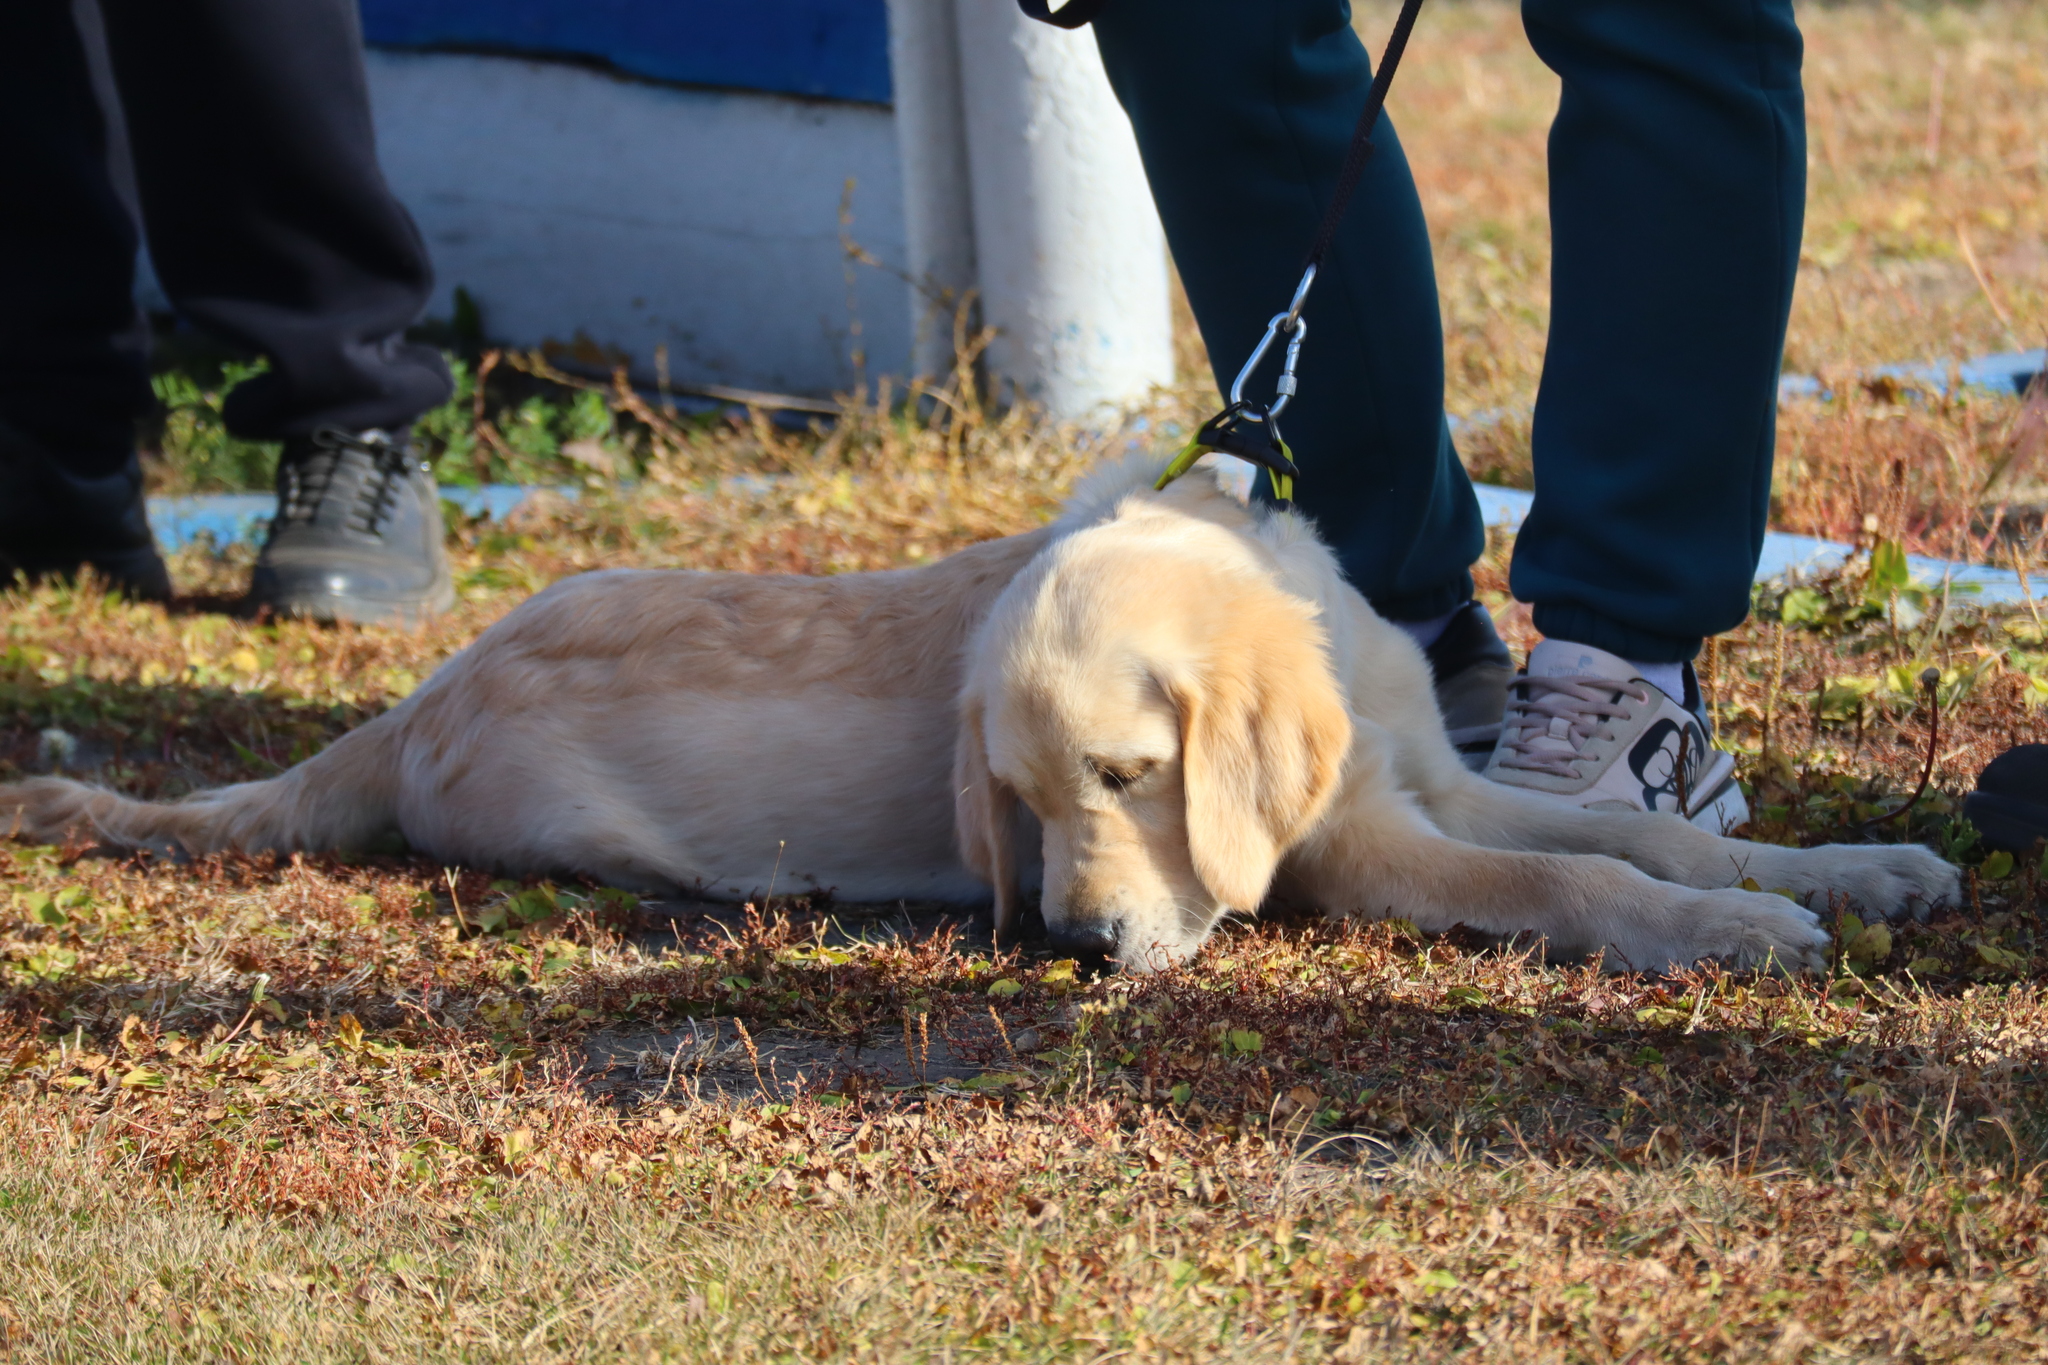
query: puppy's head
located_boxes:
[956,498,1351,972]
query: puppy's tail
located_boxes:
[0,712,406,858]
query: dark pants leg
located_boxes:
[0,2,151,475]
[0,1,161,586]
[0,0,450,473]
[1093,0,1481,623]
[101,0,451,440]
[1511,0,1805,663]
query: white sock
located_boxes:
[1392,605,1462,653]
[1631,659,1686,700]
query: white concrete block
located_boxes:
[362,50,913,398]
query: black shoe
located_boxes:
[0,416,170,602]
[1964,744,2048,855]
[248,426,455,626]
[1422,600,1515,771]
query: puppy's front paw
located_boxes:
[1783,843,1960,924]
[1612,887,1829,975]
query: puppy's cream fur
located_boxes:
[1,460,1956,971]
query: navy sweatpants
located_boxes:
[1092,0,1805,663]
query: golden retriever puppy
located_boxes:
[955,465,1955,972]
[0,460,1954,972]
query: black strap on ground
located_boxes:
[1303,0,1428,271]
[1017,0,1112,29]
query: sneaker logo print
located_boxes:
[1627,717,1708,814]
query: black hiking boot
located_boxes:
[247,426,454,626]
[1423,600,1515,771]
[0,416,170,602]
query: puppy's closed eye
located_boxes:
[1090,758,1156,793]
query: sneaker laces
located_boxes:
[1496,674,1650,779]
[277,428,412,535]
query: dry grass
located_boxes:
[7,831,2048,1361]
[3,3,2048,1360]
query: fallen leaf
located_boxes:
[1846,923,1892,966]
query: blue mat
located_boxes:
[1472,486,2036,607]
[149,485,573,554]
[150,341,2046,606]
[1779,348,2043,402]
[150,480,2037,608]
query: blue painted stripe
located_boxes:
[357,0,893,104]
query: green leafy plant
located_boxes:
[145,351,642,496]
[146,360,279,495]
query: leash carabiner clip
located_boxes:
[1228,265,1316,420]
[1282,262,1317,331]
[1151,0,1430,511]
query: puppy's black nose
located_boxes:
[1047,925,1119,972]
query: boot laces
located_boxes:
[1497,674,1649,779]
[278,428,413,535]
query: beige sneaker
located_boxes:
[1481,640,1749,833]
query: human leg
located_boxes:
[101,0,455,622]
[99,0,451,440]
[0,1,166,598]
[1091,0,1483,624]
[1512,0,1806,663]
[1474,0,1804,818]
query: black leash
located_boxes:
[1020,0,1430,508]
[1304,0,1427,274]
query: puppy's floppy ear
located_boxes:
[1171,597,1352,910]
[954,693,1028,946]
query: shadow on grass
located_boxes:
[0,671,378,799]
